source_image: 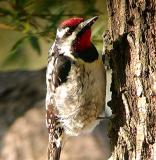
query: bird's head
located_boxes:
[56,16,98,53]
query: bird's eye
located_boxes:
[65,27,75,37]
[65,29,72,36]
[66,31,72,36]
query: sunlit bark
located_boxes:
[104,0,156,159]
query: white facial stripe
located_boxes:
[55,27,77,58]
[59,32,77,57]
[57,27,69,38]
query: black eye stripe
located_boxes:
[68,26,76,33]
[65,31,72,36]
[68,28,73,33]
[63,24,79,35]
[65,27,76,36]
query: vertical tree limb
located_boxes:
[104,0,156,159]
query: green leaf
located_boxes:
[14,0,28,8]
[11,37,26,51]
[29,35,41,55]
[2,37,26,66]
[2,48,21,66]
[45,10,64,32]
[0,7,13,15]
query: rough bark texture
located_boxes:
[104,0,156,159]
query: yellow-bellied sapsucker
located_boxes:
[46,16,106,160]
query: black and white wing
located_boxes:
[47,51,71,92]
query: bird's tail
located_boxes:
[46,109,63,160]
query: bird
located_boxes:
[46,16,106,160]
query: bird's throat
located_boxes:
[74,29,91,52]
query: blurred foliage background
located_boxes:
[0,0,107,71]
[0,1,110,159]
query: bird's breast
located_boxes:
[54,59,106,136]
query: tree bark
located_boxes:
[104,0,156,159]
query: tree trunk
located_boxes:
[104,0,156,159]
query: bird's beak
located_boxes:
[80,16,98,29]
